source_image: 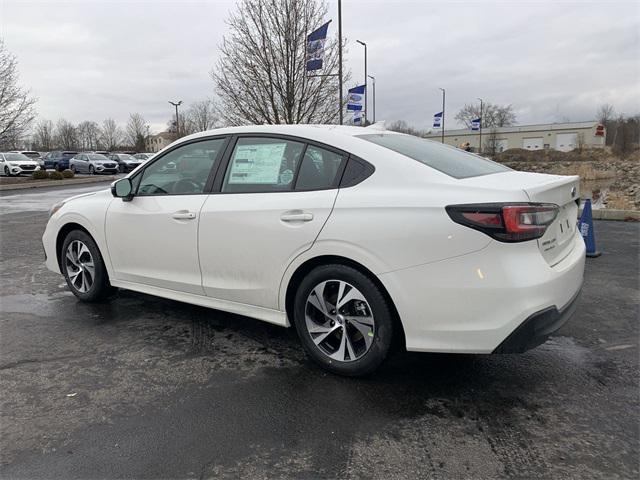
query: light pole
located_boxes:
[477,97,483,153]
[356,40,367,125]
[168,100,182,137]
[438,88,445,144]
[367,75,376,123]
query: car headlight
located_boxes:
[49,201,66,218]
[8,162,18,166]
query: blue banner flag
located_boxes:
[346,85,365,111]
[433,112,443,128]
[306,21,331,71]
[471,118,481,131]
[352,111,363,124]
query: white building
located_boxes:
[424,121,606,153]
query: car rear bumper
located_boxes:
[492,283,582,353]
[378,230,586,353]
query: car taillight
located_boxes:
[446,203,559,242]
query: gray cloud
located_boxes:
[2,0,638,133]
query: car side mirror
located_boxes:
[111,178,134,201]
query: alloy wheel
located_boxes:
[65,240,95,293]
[305,280,375,362]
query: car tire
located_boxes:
[89,165,94,175]
[4,166,11,177]
[61,230,114,302]
[70,165,76,174]
[293,264,394,376]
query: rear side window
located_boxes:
[357,133,509,179]
[222,137,305,193]
[295,145,345,191]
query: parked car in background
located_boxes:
[92,150,110,156]
[109,153,142,173]
[0,152,41,176]
[43,151,78,171]
[69,153,119,175]
[133,153,155,162]
[10,150,44,167]
[43,124,585,376]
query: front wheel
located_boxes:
[89,165,94,175]
[61,230,113,302]
[293,264,394,376]
[4,166,11,177]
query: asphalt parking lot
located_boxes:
[0,183,638,479]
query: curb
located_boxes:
[579,208,640,221]
[0,176,119,192]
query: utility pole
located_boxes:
[356,40,367,125]
[439,88,445,144]
[367,75,376,123]
[169,100,182,137]
[338,0,343,125]
[477,97,483,154]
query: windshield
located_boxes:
[118,154,136,161]
[88,154,108,161]
[5,153,30,161]
[357,133,510,179]
[62,152,77,158]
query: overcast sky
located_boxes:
[1,0,638,133]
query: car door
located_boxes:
[198,136,347,310]
[105,137,229,295]
[75,154,85,172]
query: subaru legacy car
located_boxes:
[0,152,41,176]
[43,124,585,376]
[70,153,119,175]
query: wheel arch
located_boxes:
[55,222,97,273]
[283,254,406,350]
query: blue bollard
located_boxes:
[578,199,601,258]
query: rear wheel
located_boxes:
[61,230,113,302]
[293,264,394,376]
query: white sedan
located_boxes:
[0,152,41,176]
[42,124,585,376]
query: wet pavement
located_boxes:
[0,183,638,479]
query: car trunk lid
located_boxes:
[460,171,581,266]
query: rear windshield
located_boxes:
[357,133,510,179]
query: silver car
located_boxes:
[69,153,119,175]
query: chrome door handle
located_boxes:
[172,211,196,220]
[280,211,314,222]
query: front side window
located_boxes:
[295,145,345,190]
[137,138,226,196]
[222,137,305,193]
[357,133,510,179]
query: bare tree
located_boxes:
[54,119,78,150]
[484,128,501,157]
[455,102,517,129]
[33,119,55,151]
[187,99,219,132]
[0,40,37,149]
[167,112,196,138]
[101,118,123,151]
[77,121,101,151]
[211,0,348,125]
[126,113,148,152]
[387,120,425,137]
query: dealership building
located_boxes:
[424,121,606,152]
